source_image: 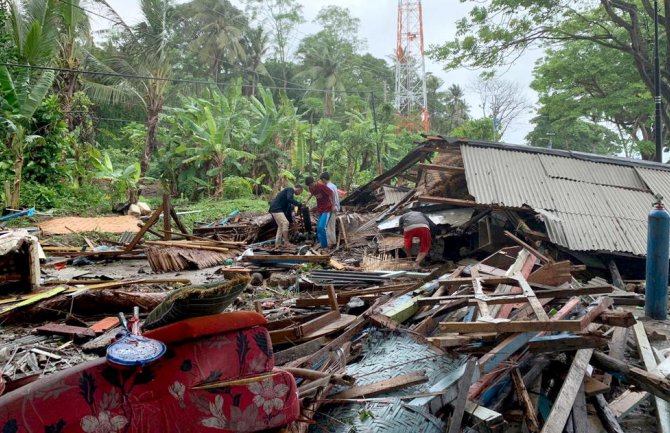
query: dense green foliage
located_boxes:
[0,0,470,214]
[430,1,668,159]
[4,0,660,216]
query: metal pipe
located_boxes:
[645,196,669,319]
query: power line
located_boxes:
[0,62,373,95]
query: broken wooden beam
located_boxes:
[540,349,594,433]
[35,323,95,339]
[511,367,540,433]
[590,350,670,402]
[242,254,331,263]
[330,371,429,400]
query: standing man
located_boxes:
[305,176,333,249]
[320,172,340,247]
[399,210,434,265]
[269,184,303,247]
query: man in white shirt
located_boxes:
[320,172,340,247]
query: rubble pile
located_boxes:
[0,135,669,432]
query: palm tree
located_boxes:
[297,35,347,117]
[187,0,248,83]
[54,0,91,118]
[1,0,59,207]
[241,26,270,96]
[84,0,173,183]
[444,84,470,132]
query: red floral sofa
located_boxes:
[0,312,299,432]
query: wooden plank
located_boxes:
[515,274,549,320]
[609,390,649,418]
[409,362,470,414]
[590,351,670,401]
[35,323,95,338]
[608,260,626,290]
[603,326,629,387]
[331,371,428,400]
[274,338,326,365]
[570,382,589,433]
[528,334,608,353]
[477,297,582,374]
[504,230,552,264]
[0,287,67,316]
[632,320,670,433]
[463,401,503,426]
[124,203,164,252]
[584,376,610,396]
[163,192,172,240]
[511,367,540,433]
[447,359,477,433]
[242,254,330,263]
[417,195,531,212]
[540,349,594,433]
[418,284,614,306]
[417,163,465,173]
[427,333,497,348]
[528,261,572,286]
[440,319,585,334]
[593,393,626,433]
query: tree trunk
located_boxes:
[215,169,223,197]
[141,110,160,177]
[10,152,23,209]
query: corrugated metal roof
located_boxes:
[636,167,670,202]
[539,154,647,190]
[379,186,411,208]
[461,144,668,255]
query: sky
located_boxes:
[91,0,541,144]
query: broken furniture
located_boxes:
[0,230,42,293]
[0,311,300,432]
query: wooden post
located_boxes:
[163,192,172,240]
[511,367,540,433]
[327,285,339,312]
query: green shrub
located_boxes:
[223,176,253,199]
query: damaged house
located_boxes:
[343,136,670,277]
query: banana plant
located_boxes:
[177,88,256,196]
[0,67,56,208]
[91,150,141,203]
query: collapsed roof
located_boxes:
[343,136,670,256]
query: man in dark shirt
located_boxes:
[305,176,333,249]
[269,185,303,246]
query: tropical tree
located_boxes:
[245,0,304,90]
[241,26,270,96]
[530,38,654,158]
[166,86,255,196]
[84,0,173,183]
[429,2,670,156]
[247,85,305,191]
[171,0,249,84]
[296,33,349,117]
[1,0,59,207]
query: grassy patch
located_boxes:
[171,197,269,228]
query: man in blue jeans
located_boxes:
[305,176,333,249]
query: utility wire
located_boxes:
[0,62,374,95]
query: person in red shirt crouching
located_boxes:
[305,176,334,249]
[399,210,434,265]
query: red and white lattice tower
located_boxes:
[394,0,429,131]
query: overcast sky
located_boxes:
[92,0,541,144]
